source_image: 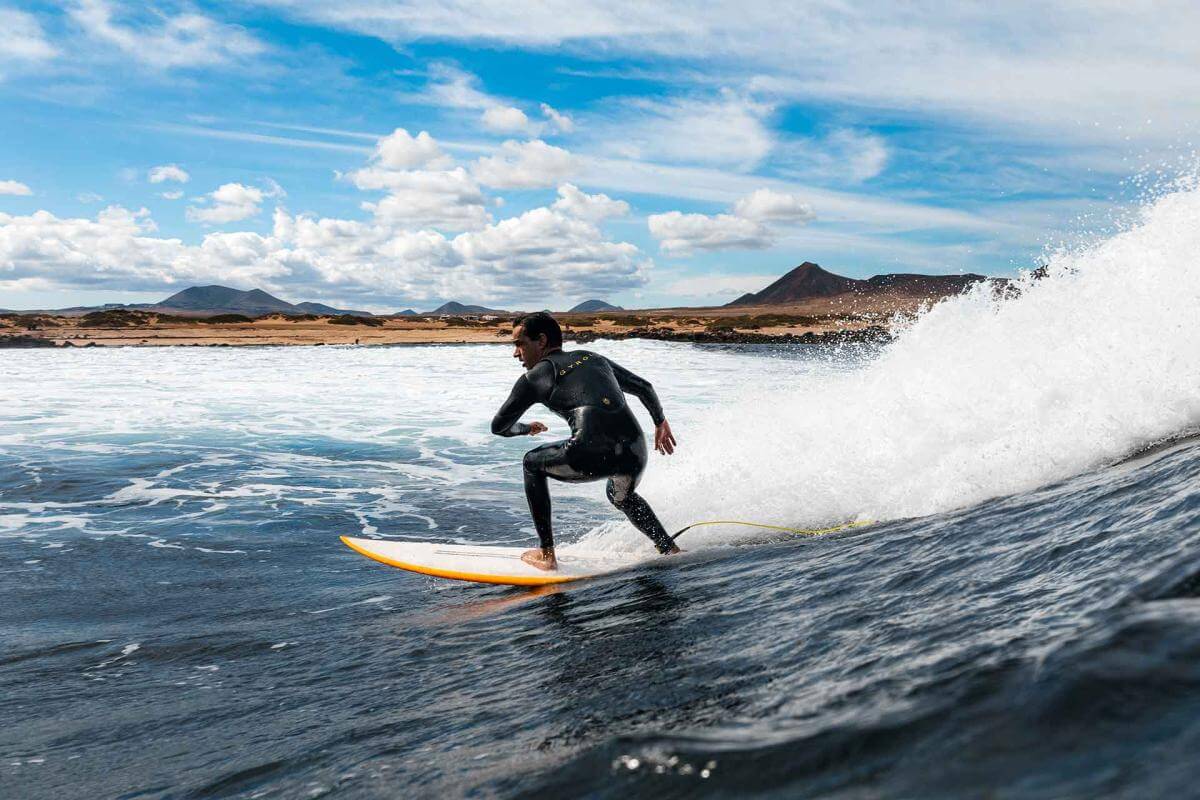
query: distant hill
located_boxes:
[394,309,418,316]
[727,262,993,307]
[294,301,373,317]
[3,285,374,317]
[568,299,624,313]
[158,285,298,315]
[427,301,503,315]
[728,263,861,306]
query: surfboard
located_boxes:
[341,520,872,587]
[339,536,639,586]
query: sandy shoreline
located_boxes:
[0,297,925,348]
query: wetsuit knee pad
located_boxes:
[523,443,563,474]
[606,476,633,507]
[522,448,543,474]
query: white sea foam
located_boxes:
[92,642,140,669]
[305,595,392,615]
[583,181,1200,551]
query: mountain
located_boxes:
[7,285,372,318]
[294,301,373,317]
[145,286,370,317]
[427,301,502,315]
[727,262,864,306]
[394,309,418,316]
[726,262,993,307]
[7,301,160,316]
[158,285,298,315]
[568,299,624,313]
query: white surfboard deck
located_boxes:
[340,536,643,586]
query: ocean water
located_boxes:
[3,184,1200,798]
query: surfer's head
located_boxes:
[511,312,562,368]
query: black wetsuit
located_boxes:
[491,349,675,554]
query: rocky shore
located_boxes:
[0,334,110,349]
[568,325,892,346]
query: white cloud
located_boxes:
[649,187,816,255]
[551,183,628,221]
[833,130,889,183]
[371,128,450,170]
[0,9,58,69]
[587,91,774,170]
[647,211,770,256]
[187,182,281,225]
[360,168,491,230]
[261,177,286,200]
[540,103,574,134]
[732,188,815,223]
[70,0,266,70]
[407,64,570,138]
[160,190,183,201]
[573,153,996,233]
[340,129,487,230]
[0,201,649,305]
[0,205,283,291]
[166,119,999,235]
[774,129,889,183]
[265,2,1200,147]
[0,180,32,196]
[261,2,692,49]
[472,139,576,189]
[419,62,498,111]
[450,207,646,299]
[77,192,104,204]
[148,164,190,184]
[482,105,532,133]
[153,122,373,155]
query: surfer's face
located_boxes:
[511,325,546,369]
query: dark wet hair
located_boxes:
[514,311,562,348]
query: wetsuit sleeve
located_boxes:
[491,374,537,436]
[609,359,666,426]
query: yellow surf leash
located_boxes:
[670,518,874,543]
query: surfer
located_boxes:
[492,311,681,571]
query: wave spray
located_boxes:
[587,181,1200,551]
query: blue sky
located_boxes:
[1,1,1196,312]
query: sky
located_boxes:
[1,1,1199,313]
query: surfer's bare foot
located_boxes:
[522,548,558,571]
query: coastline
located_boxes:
[0,299,917,349]
[0,317,891,348]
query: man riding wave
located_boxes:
[492,312,681,570]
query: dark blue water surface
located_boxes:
[3,344,1200,798]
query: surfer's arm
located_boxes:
[491,370,544,436]
[610,360,666,425]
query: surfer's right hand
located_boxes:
[529,421,548,435]
[655,420,677,455]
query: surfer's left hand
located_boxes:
[529,421,548,435]
[655,420,677,455]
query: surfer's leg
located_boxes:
[523,440,595,552]
[523,443,564,551]
[606,475,679,555]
